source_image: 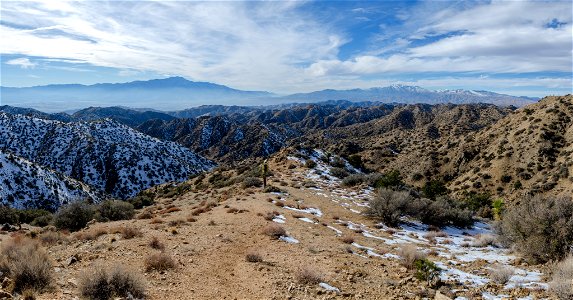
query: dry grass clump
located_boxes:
[471,234,497,247]
[296,268,324,285]
[261,224,286,239]
[489,265,514,284]
[74,227,108,241]
[340,236,354,244]
[144,253,176,272]
[113,226,143,239]
[148,237,165,251]
[137,210,154,220]
[79,265,145,300]
[245,251,263,263]
[226,207,239,213]
[149,218,163,224]
[398,244,427,269]
[38,230,67,246]
[263,211,279,221]
[186,216,197,222]
[0,237,53,293]
[167,219,186,227]
[549,255,573,299]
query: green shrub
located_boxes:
[422,180,448,200]
[492,199,504,220]
[374,170,403,189]
[341,174,366,187]
[365,189,412,227]
[127,191,155,209]
[464,192,492,212]
[242,177,262,188]
[500,175,512,183]
[304,160,317,169]
[513,180,522,189]
[53,201,95,232]
[330,157,346,168]
[413,258,441,285]
[347,154,363,169]
[97,200,135,222]
[0,205,19,225]
[17,209,52,225]
[330,167,349,179]
[497,195,573,263]
[31,214,53,227]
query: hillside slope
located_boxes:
[0,113,215,199]
[0,150,101,210]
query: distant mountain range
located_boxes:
[1,77,538,112]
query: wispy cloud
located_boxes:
[5,57,37,69]
[0,0,571,95]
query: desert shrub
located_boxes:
[80,265,145,300]
[374,170,403,188]
[330,156,346,168]
[340,236,354,244]
[489,265,514,284]
[330,167,349,179]
[471,234,497,247]
[263,185,283,193]
[364,189,412,227]
[500,175,512,183]
[347,154,363,169]
[148,237,165,250]
[418,196,474,228]
[245,251,263,263]
[413,258,441,284]
[144,253,176,272]
[422,180,448,200]
[96,200,135,222]
[17,209,52,225]
[0,237,53,293]
[115,226,142,239]
[513,180,522,189]
[341,174,365,187]
[53,201,95,232]
[0,205,19,224]
[127,191,155,209]
[497,195,573,263]
[305,160,317,169]
[242,177,262,188]
[398,244,426,269]
[31,214,53,227]
[549,255,573,299]
[261,224,286,239]
[464,192,492,213]
[296,268,324,285]
[39,231,66,245]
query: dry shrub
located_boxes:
[263,211,278,221]
[0,237,53,293]
[471,234,496,247]
[149,218,163,224]
[168,219,186,227]
[296,268,324,285]
[365,189,412,227]
[144,253,176,272]
[74,227,108,241]
[227,208,239,213]
[550,255,573,299]
[186,216,197,222]
[96,200,135,222]
[340,236,354,244]
[191,208,205,216]
[398,244,426,269]
[114,226,142,239]
[245,251,263,263]
[497,195,573,263]
[274,202,285,208]
[148,237,165,251]
[261,224,286,239]
[137,210,154,220]
[162,207,181,214]
[424,231,447,240]
[79,265,145,300]
[38,231,66,246]
[489,265,514,284]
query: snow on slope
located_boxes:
[0,150,101,211]
[0,112,215,200]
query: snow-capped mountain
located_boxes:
[0,112,215,199]
[281,85,538,107]
[0,150,101,211]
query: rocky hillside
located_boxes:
[446,95,573,200]
[0,150,101,211]
[0,113,214,200]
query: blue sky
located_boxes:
[1,0,572,97]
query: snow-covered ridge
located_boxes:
[0,112,215,201]
[0,150,101,210]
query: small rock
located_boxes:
[67,254,80,266]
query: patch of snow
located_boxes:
[319,282,340,293]
[298,217,316,224]
[279,236,299,244]
[272,215,286,224]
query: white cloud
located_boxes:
[5,57,37,69]
[306,1,572,78]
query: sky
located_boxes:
[1,0,572,97]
